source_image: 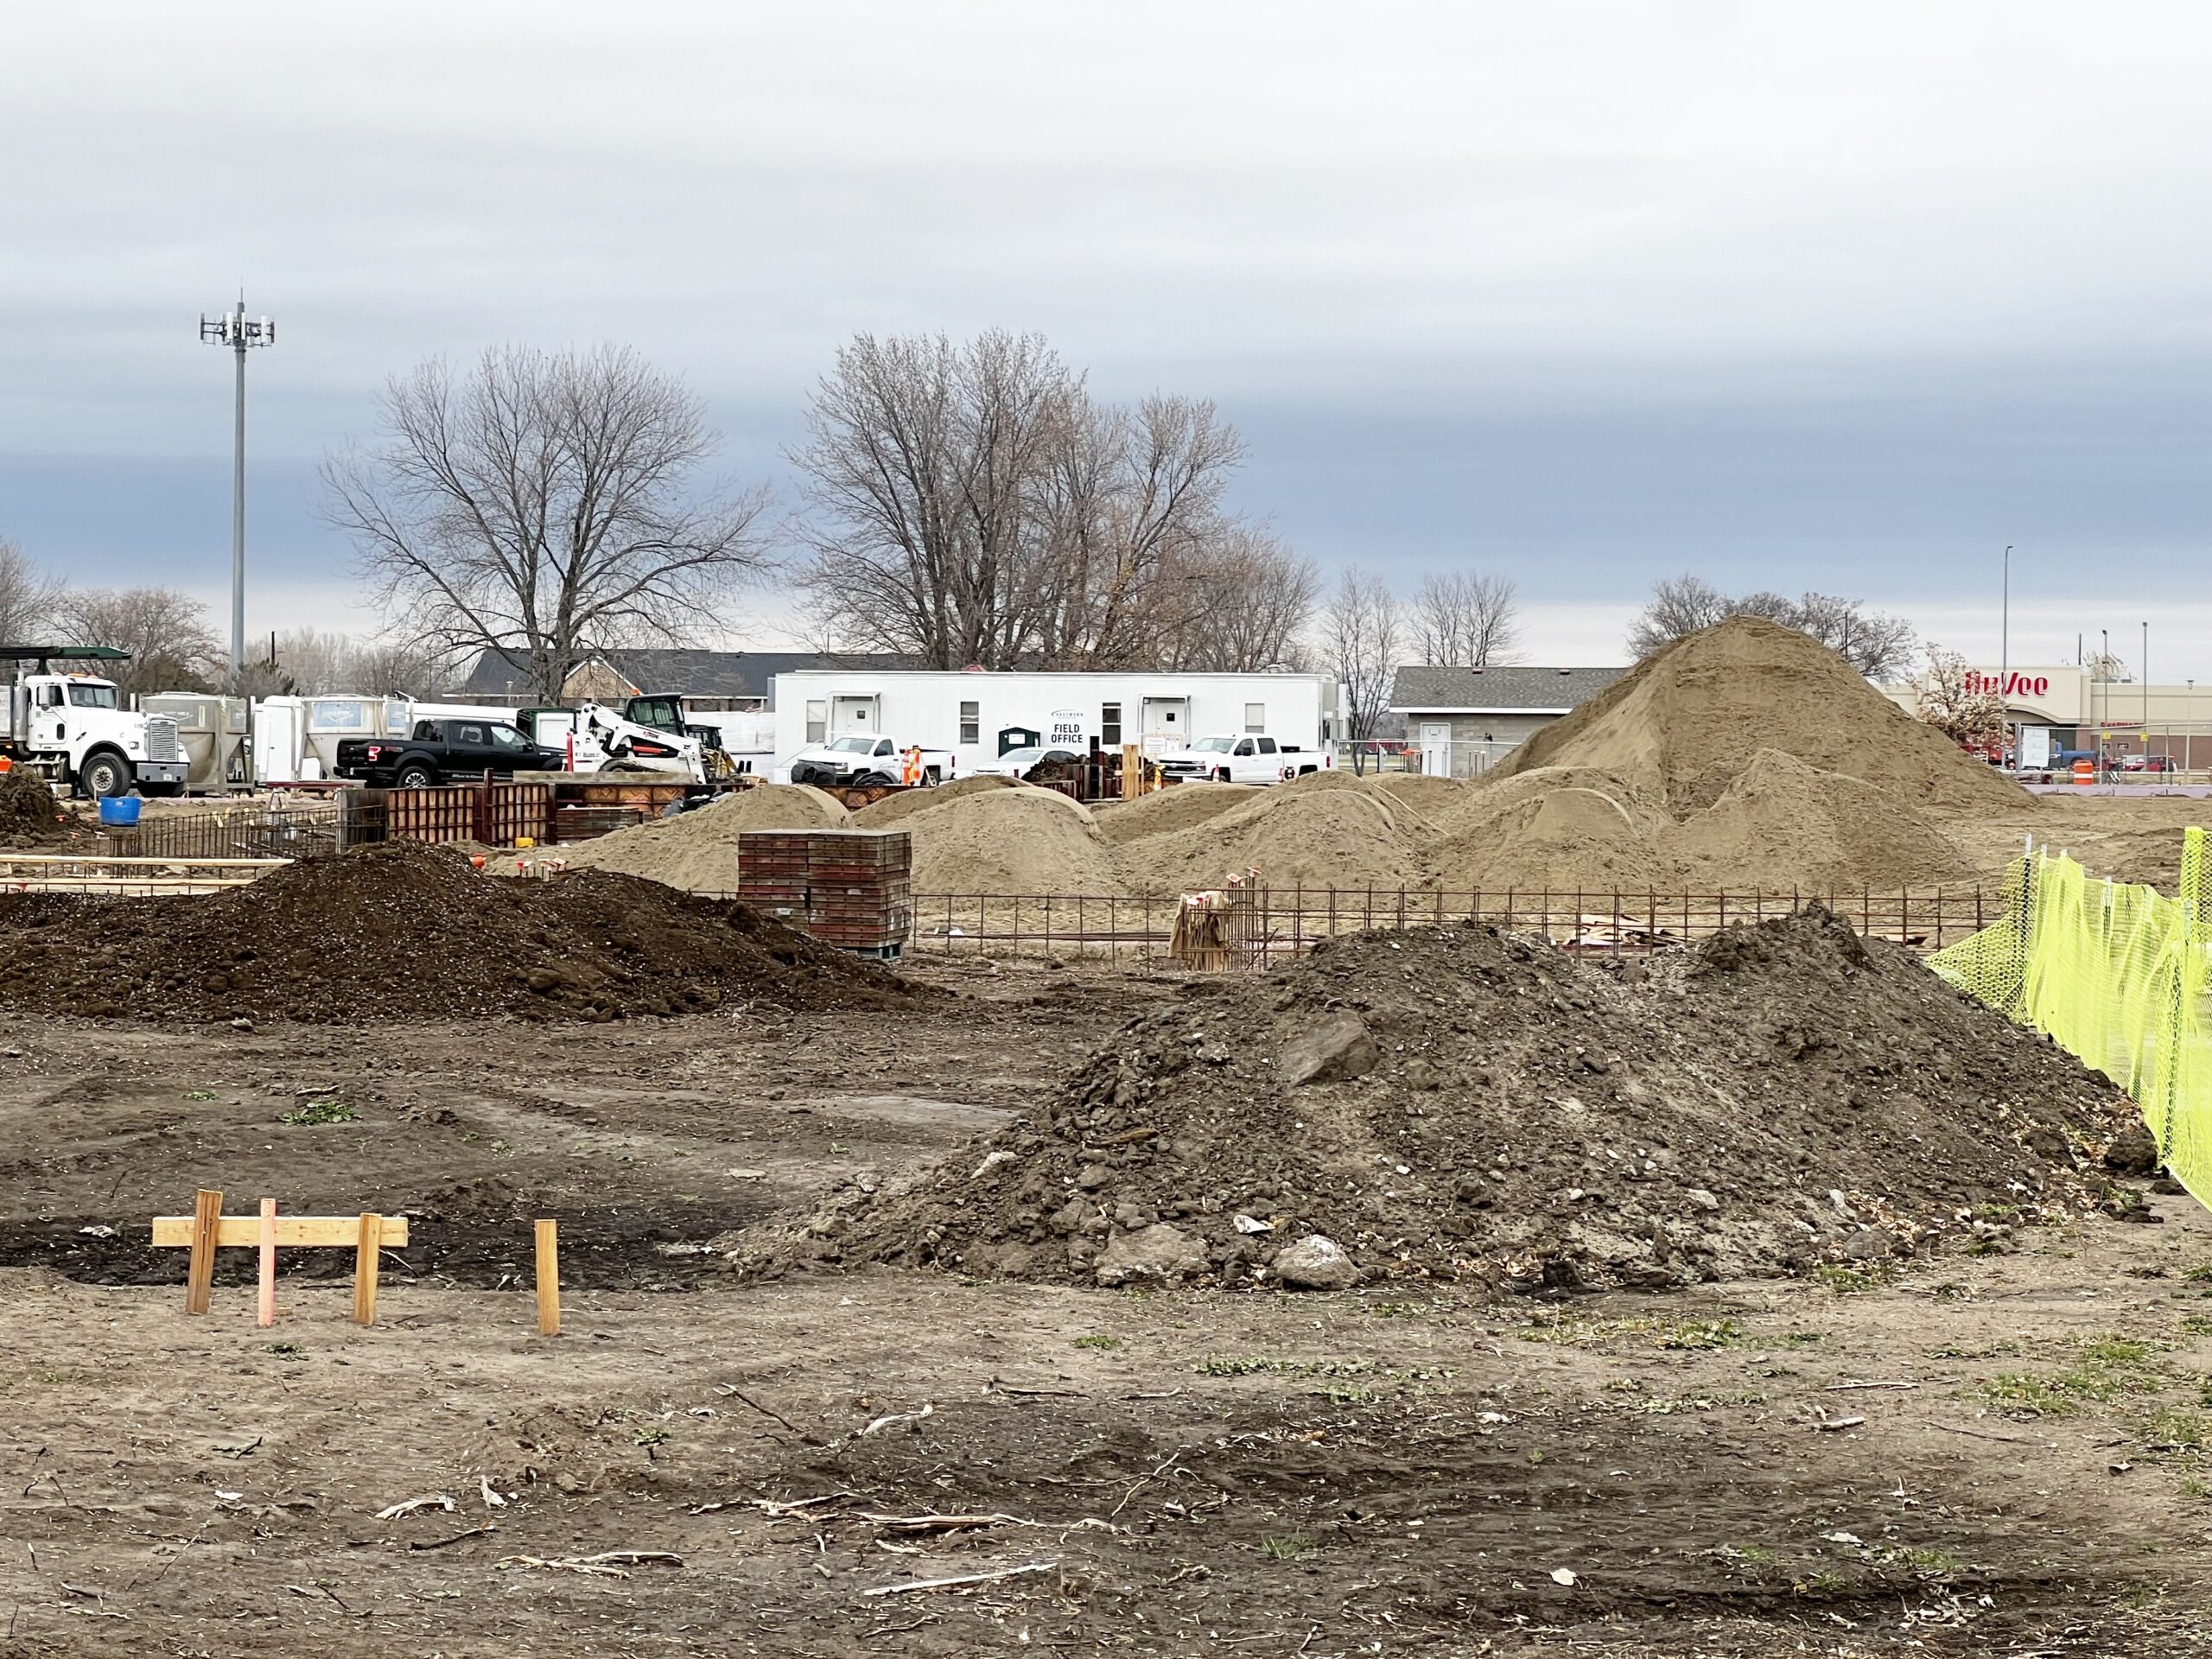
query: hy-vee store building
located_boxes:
[766,670,1338,778]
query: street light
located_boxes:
[200,296,276,689]
[2000,544,2012,767]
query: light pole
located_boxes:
[2142,620,2150,765]
[2189,678,2196,776]
[1999,544,2012,766]
[200,296,276,689]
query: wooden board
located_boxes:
[152,1215,409,1249]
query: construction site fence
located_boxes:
[104,784,565,861]
[1930,833,2211,1205]
[692,886,1994,964]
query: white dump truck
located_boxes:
[0,646,188,798]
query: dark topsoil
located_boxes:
[733,907,2146,1293]
[0,839,927,1022]
[0,771,84,846]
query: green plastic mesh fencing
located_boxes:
[1929,826,2210,1205]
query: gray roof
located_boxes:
[457,647,918,702]
[1389,664,1627,713]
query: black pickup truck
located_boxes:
[334,718,567,787]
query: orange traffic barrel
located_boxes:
[2072,758,2095,785]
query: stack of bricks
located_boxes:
[738,829,912,957]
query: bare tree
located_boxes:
[1409,570,1521,667]
[56,587,223,696]
[1909,646,2005,753]
[323,344,772,704]
[1626,574,1915,678]
[1316,570,1402,773]
[792,331,1275,671]
[1159,529,1319,671]
[0,535,63,644]
[240,628,452,697]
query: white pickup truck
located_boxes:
[785,734,956,788]
[1155,734,1335,785]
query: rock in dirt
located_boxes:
[2103,1124,2162,1177]
[729,905,2142,1294]
[1271,1233,1359,1289]
[1093,1222,1206,1287]
[1279,1011,1378,1086]
[0,840,930,1024]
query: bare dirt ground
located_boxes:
[3,957,2211,1656]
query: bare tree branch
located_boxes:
[54,587,224,696]
[1625,574,1915,678]
[1315,571,1402,772]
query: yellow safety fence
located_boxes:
[1929,826,2211,1205]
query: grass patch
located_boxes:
[278,1098,357,1127]
[1783,1331,1826,1347]
[1195,1355,1376,1379]
[1814,1264,1891,1294]
[1262,1533,1316,1560]
[1984,1332,2171,1416]
[1659,1319,1749,1351]
[185,1089,219,1102]
[1071,1334,1122,1351]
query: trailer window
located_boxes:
[959,700,979,744]
[805,700,828,743]
[67,684,120,709]
[1101,702,1122,747]
[1244,702,1265,734]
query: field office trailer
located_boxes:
[769,670,1339,779]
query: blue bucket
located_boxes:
[98,795,143,828]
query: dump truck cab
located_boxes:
[0,646,188,798]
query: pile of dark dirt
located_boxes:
[0,771,79,846]
[729,908,2141,1293]
[0,840,927,1023]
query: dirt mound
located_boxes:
[1497,616,2028,815]
[1361,772,1471,817]
[732,908,2137,1292]
[1665,749,1976,893]
[852,773,1019,829]
[0,772,79,846]
[491,784,849,892]
[1115,786,1416,897]
[1094,783,1258,846]
[899,785,1119,895]
[1422,766,1680,893]
[0,840,923,1023]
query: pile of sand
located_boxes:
[1497,616,2026,815]
[1093,783,1258,846]
[0,841,919,1023]
[490,785,848,892]
[1113,784,1418,897]
[897,785,1121,895]
[729,910,2141,1291]
[1664,749,1977,893]
[852,773,1019,829]
[1423,766,1681,894]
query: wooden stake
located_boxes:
[257,1198,277,1328]
[185,1187,222,1315]
[353,1212,381,1326]
[535,1218,561,1336]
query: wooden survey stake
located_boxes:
[535,1218,561,1336]
[152,1202,408,1325]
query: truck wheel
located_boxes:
[853,771,893,788]
[396,763,437,789]
[1214,767,1232,784]
[77,750,131,798]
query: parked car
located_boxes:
[1155,734,1335,785]
[785,734,955,787]
[972,745,1080,780]
[2120,754,2178,773]
[334,718,567,787]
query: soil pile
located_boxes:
[1094,783,1258,847]
[0,840,922,1023]
[1497,616,2025,815]
[898,785,1120,895]
[1424,766,1680,893]
[1114,785,1417,897]
[0,772,79,846]
[1665,749,1976,893]
[490,785,848,891]
[852,773,1018,829]
[731,909,2139,1292]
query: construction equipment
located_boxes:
[0,645,188,798]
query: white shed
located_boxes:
[768,670,1338,779]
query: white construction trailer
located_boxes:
[768,670,1338,781]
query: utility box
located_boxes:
[738,829,912,959]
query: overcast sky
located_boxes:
[2,3,2207,673]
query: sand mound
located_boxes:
[853,773,1020,828]
[1115,787,1416,897]
[0,840,920,1023]
[1498,616,2027,815]
[1094,783,1258,846]
[1423,766,1680,893]
[731,910,2138,1291]
[899,785,1119,895]
[1362,772,1474,817]
[1665,749,1976,893]
[489,784,848,892]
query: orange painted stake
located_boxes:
[257,1198,277,1327]
[185,1187,222,1315]
[535,1218,561,1337]
[353,1213,381,1326]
